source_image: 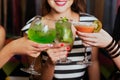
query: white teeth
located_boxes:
[56,2,66,5]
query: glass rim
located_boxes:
[72,21,96,27]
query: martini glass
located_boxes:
[55,18,74,64]
[73,22,95,65]
[21,16,56,76]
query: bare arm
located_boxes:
[40,58,55,80]
[0,37,51,68]
[104,39,120,69]
[88,47,100,80]
[0,42,15,68]
[0,26,6,50]
[113,56,120,69]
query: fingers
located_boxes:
[47,46,68,63]
[82,41,96,47]
[52,43,65,48]
[37,44,53,48]
[30,42,54,52]
[50,51,68,63]
[47,46,67,54]
[80,36,96,42]
[28,52,41,58]
[76,31,98,43]
[82,42,91,47]
[32,42,53,48]
[76,31,94,37]
[76,31,98,44]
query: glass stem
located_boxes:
[29,74,34,80]
[84,47,88,62]
[29,58,36,70]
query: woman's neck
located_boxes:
[50,10,73,19]
[45,9,79,21]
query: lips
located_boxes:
[54,0,67,6]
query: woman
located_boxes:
[76,29,120,69]
[0,25,6,50]
[39,0,100,80]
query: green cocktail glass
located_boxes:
[55,17,74,64]
[21,16,56,76]
[28,22,56,44]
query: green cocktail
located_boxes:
[55,17,74,63]
[55,17,73,45]
[28,23,56,44]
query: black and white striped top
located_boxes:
[53,13,97,80]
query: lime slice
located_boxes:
[93,20,102,32]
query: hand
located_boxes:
[76,29,113,48]
[46,43,68,64]
[8,37,52,57]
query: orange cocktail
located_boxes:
[73,22,95,33]
[75,25,94,33]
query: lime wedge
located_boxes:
[93,20,102,32]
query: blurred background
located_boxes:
[0,0,119,37]
[0,0,120,80]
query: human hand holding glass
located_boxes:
[46,43,69,64]
[73,20,102,65]
[21,16,56,75]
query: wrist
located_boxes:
[104,38,114,49]
[0,44,14,58]
[104,39,120,59]
[4,41,16,56]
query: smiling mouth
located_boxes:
[55,1,67,6]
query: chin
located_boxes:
[57,10,66,13]
[55,8,68,13]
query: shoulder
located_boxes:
[0,25,6,47]
[79,12,98,22]
[0,25,5,34]
[21,17,36,31]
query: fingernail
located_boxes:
[76,31,78,35]
[66,46,71,51]
[48,44,53,47]
[66,52,68,57]
[60,43,64,47]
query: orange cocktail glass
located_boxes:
[72,22,96,65]
[74,22,95,33]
